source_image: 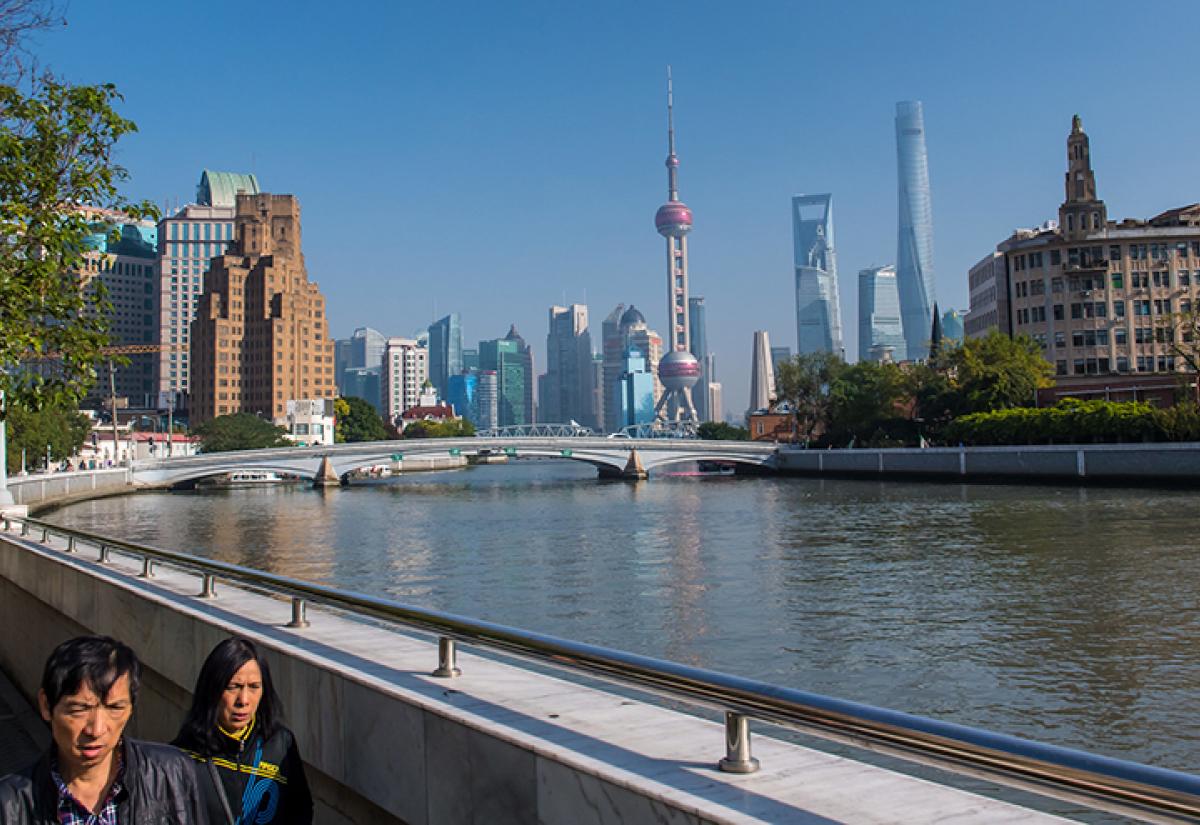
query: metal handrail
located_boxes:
[4,515,1199,822]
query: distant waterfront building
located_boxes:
[999,114,1200,386]
[336,326,386,396]
[965,251,1011,339]
[341,367,382,413]
[941,309,964,345]
[446,372,479,426]
[858,265,906,363]
[688,297,711,422]
[479,326,534,426]
[895,101,937,360]
[283,399,335,447]
[461,348,479,372]
[542,304,595,427]
[748,330,776,414]
[476,370,499,430]
[427,313,462,400]
[601,305,662,432]
[155,170,260,408]
[381,337,428,424]
[189,193,335,425]
[618,349,657,428]
[792,194,844,356]
[79,214,159,408]
[706,382,722,425]
[769,346,791,374]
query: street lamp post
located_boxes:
[0,389,13,506]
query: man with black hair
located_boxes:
[0,635,208,823]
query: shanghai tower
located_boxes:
[895,100,936,360]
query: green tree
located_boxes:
[0,76,157,416]
[336,396,387,443]
[947,331,1054,413]
[192,413,290,453]
[697,421,750,441]
[5,399,89,473]
[827,360,911,445]
[401,418,475,439]
[775,351,845,441]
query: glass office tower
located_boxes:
[895,100,937,360]
[427,313,462,400]
[858,265,906,362]
[792,194,844,356]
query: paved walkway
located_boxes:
[0,666,47,777]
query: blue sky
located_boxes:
[32,1,1200,418]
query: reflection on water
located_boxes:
[45,461,1200,772]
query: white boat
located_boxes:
[212,470,291,487]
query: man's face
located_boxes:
[38,674,133,777]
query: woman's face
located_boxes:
[218,659,263,732]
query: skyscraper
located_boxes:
[652,68,701,423]
[769,346,791,374]
[542,304,595,427]
[479,326,534,427]
[792,194,843,356]
[446,372,479,426]
[748,330,776,415]
[155,170,258,408]
[601,304,662,432]
[858,265,906,362]
[941,309,964,345]
[476,370,499,431]
[895,100,937,360]
[381,337,428,423]
[688,296,711,422]
[189,193,335,424]
[618,349,657,428]
[427,313,462,400]
[79,214,158,408]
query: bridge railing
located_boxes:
[3,514,1197,822]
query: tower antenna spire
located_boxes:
[666,65,679,202]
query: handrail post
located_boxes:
[98,544,111,564]
[718,711,760,774]
[20,520,28,536]
[198,574,217,599]
[65,535,75,553]
[40,526,48,542]
[138,557,154,578]
[286,597,310,628]
[432,637,461,678]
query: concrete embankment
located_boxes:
[0,526,1072,824]
[777,441,1200,483]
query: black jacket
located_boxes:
[172,724,312,825]
[0,738,207,824]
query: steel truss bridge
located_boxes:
[476,421,698,439]
[130,434,777,487]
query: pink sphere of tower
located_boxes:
[655,201,693,238]
[658,349,701,392]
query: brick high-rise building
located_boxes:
[189,193,335,424]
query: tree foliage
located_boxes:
[192,413,290,453]
[0,75,157,416]
[4,397,88,473]
[826,360,913,446]
[401,418,475,439]
[774,351,844,441]
[943,398,1181,445]
[697,421,749,441]
[335,396,387,443]
[922,331,1055,419]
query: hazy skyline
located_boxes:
[31,1,1200,418]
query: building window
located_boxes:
[1052,304,1064,321]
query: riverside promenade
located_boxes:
[0,519,1092,824]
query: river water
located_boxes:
[43,461,1199,776]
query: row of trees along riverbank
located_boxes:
[765,331,1200,448]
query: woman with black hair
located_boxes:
[172,637,313,825]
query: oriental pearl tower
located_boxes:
[653,67,701,425]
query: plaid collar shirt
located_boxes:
[50,744,126,825]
